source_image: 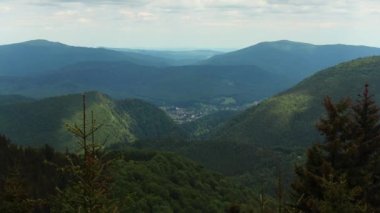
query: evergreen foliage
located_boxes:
[0,166,45,213]
[291,84,380,212]
[0,136,261,212]
[110,149,260,212]
[0,135,68,212]
[52,95,117,212]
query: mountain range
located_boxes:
[112,48,222,66]
[0,39,168,76]
[203,40,380,80]
[2,40,380,106]
[0,63,289,106]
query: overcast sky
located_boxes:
[0,0,380,49]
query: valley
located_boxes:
[1,38,380,212]
[2,0,380,211]
[161,100,257,123]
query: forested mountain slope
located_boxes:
[0,92,183,150]
[214,56,380,147]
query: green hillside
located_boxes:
[111,148,260,212]
[203,40,380,80]
[214,56,380,147]
[181,110,237,139]
[0,92,183,150]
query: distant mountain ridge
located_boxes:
[0,62,290,105]
[2,39,380,107]
[0,39,168,76]
[0,94,34,105]
[19,39,66,47]
[112,48,222,66]
[213,56,380,147]
[203,40,380,80]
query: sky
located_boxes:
[0,0,380,49]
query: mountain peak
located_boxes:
[254,40,315,49]
[19,39,66,47]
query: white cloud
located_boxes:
[0,0,379,48]
[0,5,11,13]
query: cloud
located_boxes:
[31,0,150,7]
[0,5,11,13]
[13,0,371,18]
[0,0,380,48]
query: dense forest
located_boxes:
[0,95,270,212]
[2,83,380,212]
[215,57,380,147]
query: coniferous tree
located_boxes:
[291,84,380,212]
[349,84,380,209]
[291,96,352,211]
[52,94,117,213]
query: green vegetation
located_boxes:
[0,135,67,212]
[181,110,237,139]
[2,77,380,212]
[3,41,380,212]
[215,56,380,147]
[53,94,118,212]
[291,85,380,212]
[0,92,184,150]
[124,139,304,198]
[111,149,261,212]
[0,135,265,212]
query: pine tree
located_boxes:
[52,94,117,213]
[291,96,353,211]
[349,84,380,209]
[291,84,380,212]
